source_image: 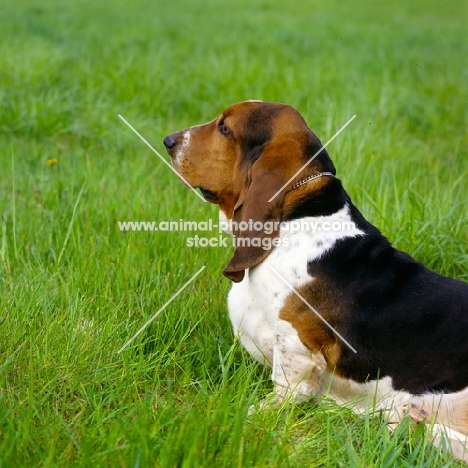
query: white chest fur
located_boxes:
[227,204,363,366]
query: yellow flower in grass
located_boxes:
[47,158,58,166]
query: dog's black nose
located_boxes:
[163,135,176,150]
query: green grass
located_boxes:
[1,0,468,466]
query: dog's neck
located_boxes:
[283,173,348,221]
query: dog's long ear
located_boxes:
[223,139,301,282]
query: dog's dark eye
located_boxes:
[200,188,217,200]
[218,123,231,137]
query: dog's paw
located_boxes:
[386,403,411,432]
[428,424,468,463]
[248,392,285,415]
[248,384,316,415]
[408,396,431,423]
[408,395,468,463]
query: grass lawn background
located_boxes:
[1,0,467,466]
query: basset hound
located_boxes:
[163,101,468,461]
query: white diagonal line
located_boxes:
[269,266,357,354]
[118,114,207,203]
[268,115,356,202]
[117,266,206,354]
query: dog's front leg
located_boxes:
[257,324,327,410]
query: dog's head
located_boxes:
[164,100,337,282]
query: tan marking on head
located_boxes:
[164,101,337,281]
